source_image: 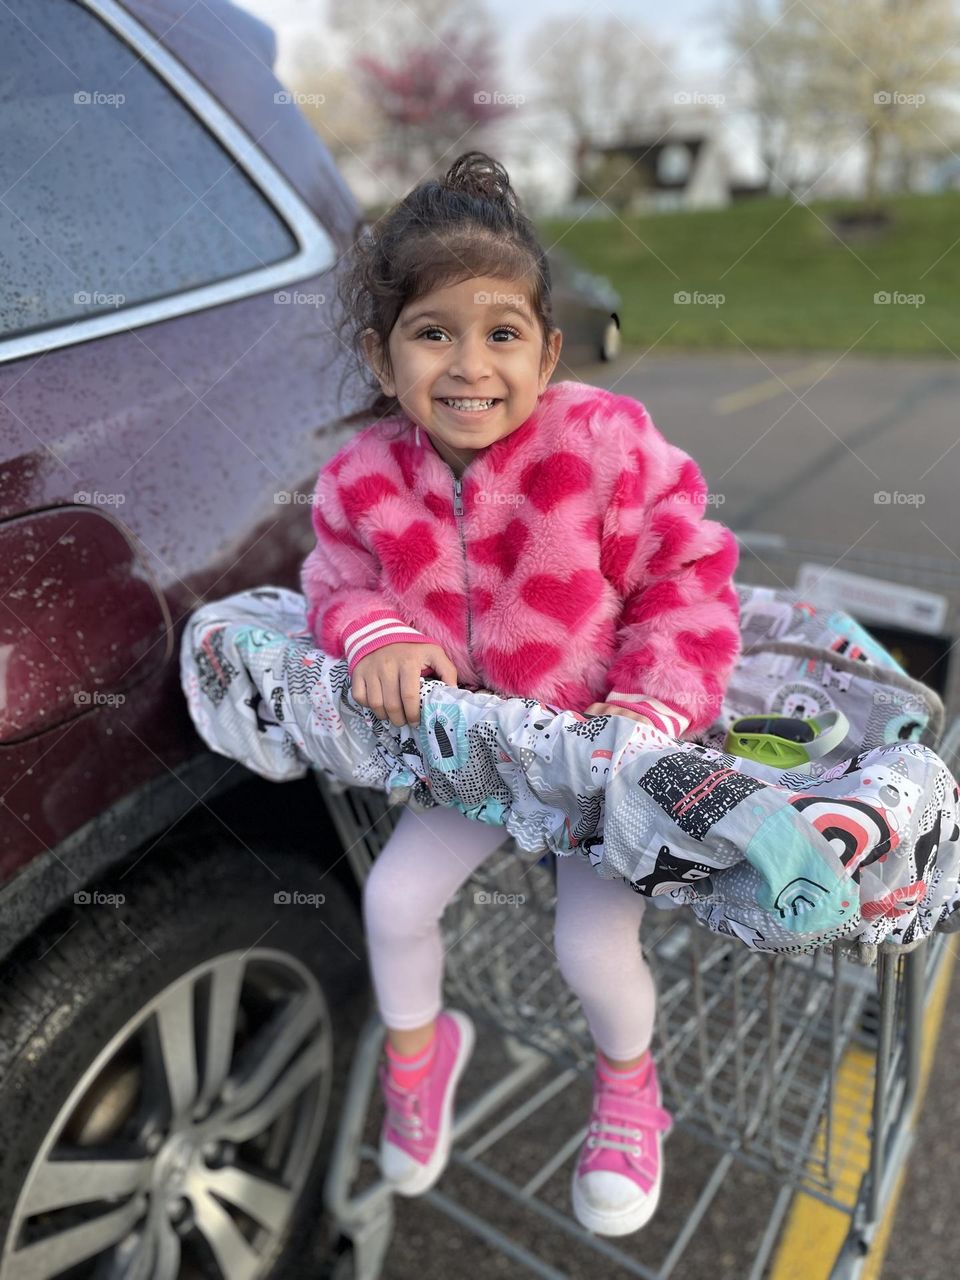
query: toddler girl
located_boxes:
[300,151,741,1236]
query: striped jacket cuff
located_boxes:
[343,611,440,676]
[603,692,691,737]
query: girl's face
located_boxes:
[363,274,562,476]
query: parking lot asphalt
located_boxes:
[587,348,959,562]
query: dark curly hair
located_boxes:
[335,151,558,432]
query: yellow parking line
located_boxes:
[713,360,834,415]
[769,944,956,1280]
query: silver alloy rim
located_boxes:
[1,949,333,1279]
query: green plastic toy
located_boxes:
[723,709,849,770]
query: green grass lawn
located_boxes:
[538,193,960,355]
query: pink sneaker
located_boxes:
[377,1009,475,1196]
[571,1052,673,1236]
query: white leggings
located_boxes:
[362,802,657,1060]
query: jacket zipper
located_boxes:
[452,475,477,681]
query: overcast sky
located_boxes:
[234,0,732,87]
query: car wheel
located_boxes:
[0,832,369,1279]
[600,315,621,361]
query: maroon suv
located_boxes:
[0,2,624,1274]
[0,2,374,1276]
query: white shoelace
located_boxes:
[588,1119,643,1154]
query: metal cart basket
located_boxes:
[321,546,960,1279]
[320,783,952,1280]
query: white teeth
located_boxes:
[440,398,497,411]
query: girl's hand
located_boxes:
[584,702,655,725]
[352,643,458,728]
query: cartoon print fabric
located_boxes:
[698,584,945,772]
[180,586,960,956]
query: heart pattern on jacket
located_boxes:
[521,569,606,626]
[472,519,529,577]
[371,520,440,592]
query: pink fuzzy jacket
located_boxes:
[300,380,742,738]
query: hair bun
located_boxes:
[442,151,519,211]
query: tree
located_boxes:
[287,37,377,163]
[724,0,960,202]
[526,14,674,197]
[723,0,809,194]
[328,0,461,61]
[326,0,513,189]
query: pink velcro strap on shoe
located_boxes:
[599,1091,674,1133]
[633,1103,673,1133]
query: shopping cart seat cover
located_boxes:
[180,586,960,955]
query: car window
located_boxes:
[0,0,299,341]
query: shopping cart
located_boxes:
[321,545,960,1280]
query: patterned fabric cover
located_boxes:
[180,586,960,956]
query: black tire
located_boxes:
[0,833,371,1279]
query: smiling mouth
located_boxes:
[436,397,502,412]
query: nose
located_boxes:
[448,328,492,384]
